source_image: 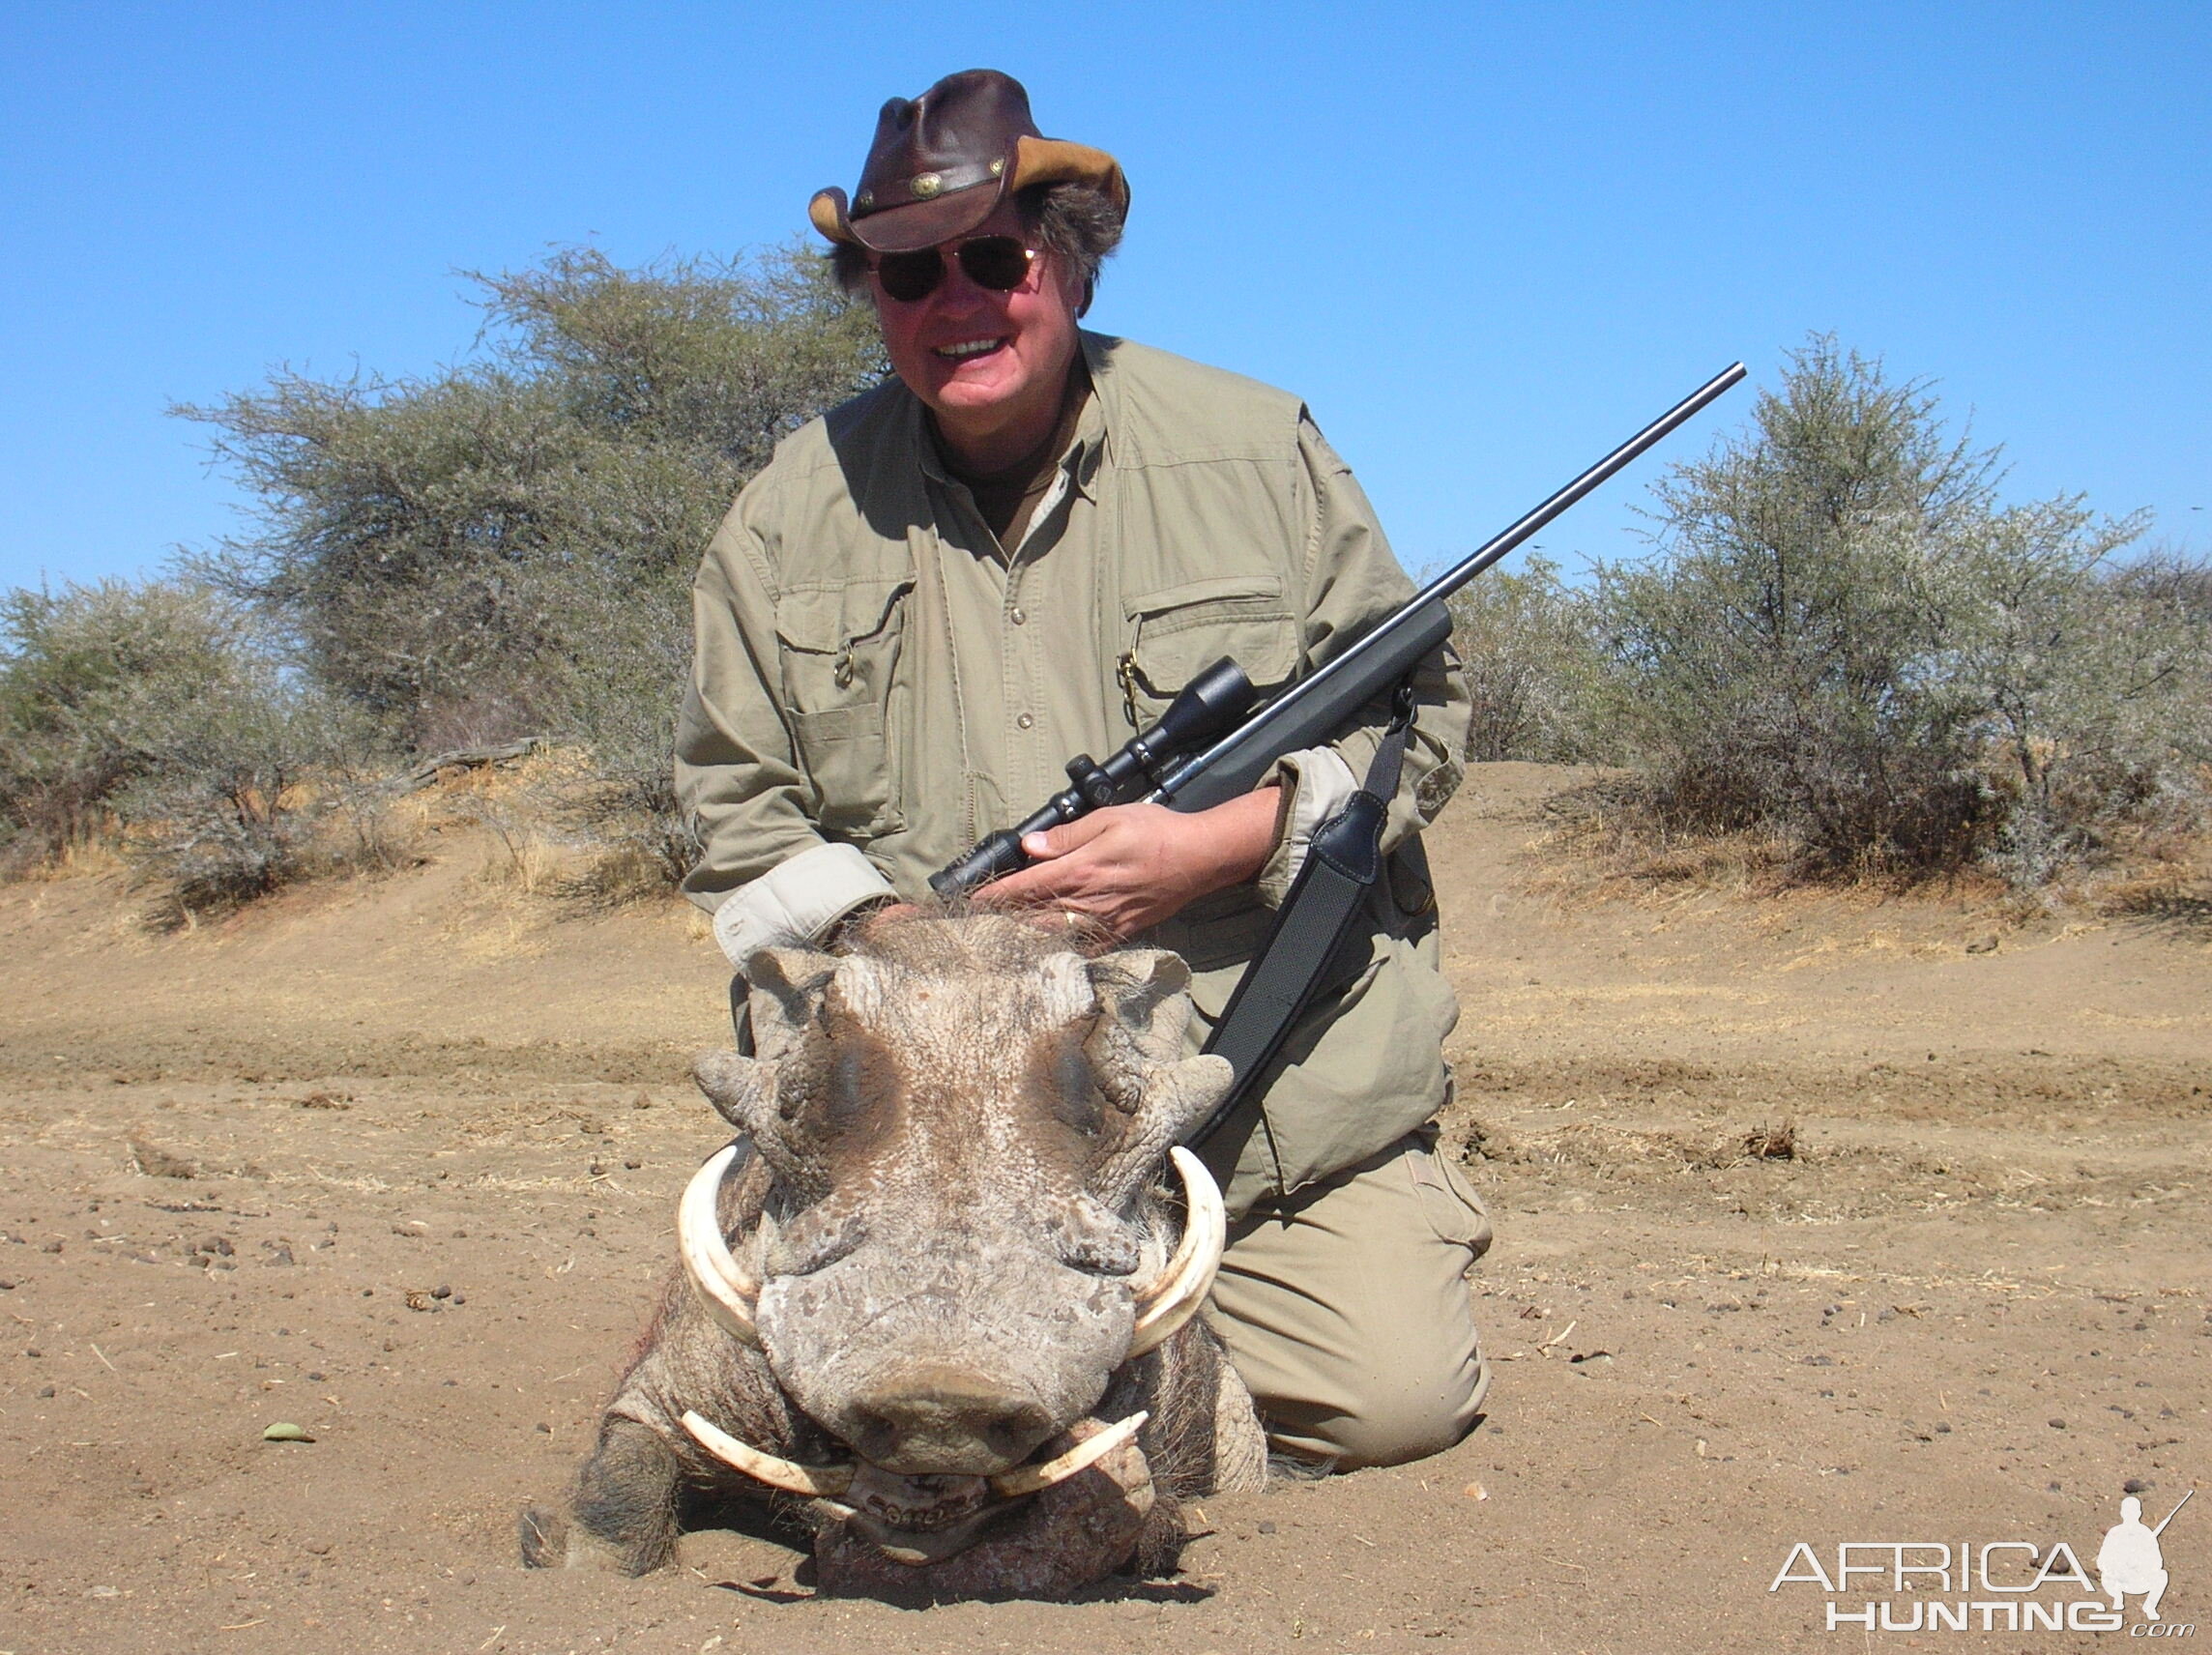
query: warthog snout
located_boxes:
[843,1360,1056,1474]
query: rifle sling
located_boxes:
[1187,682,1416,1149]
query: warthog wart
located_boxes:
[521,913,1266,1596]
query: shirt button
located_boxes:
[1016,712,1034,730]
[1009,607,1027,625]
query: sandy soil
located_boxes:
[1,763,2205,1654]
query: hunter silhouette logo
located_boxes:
[2101,1491,2189,1624]
[1770,1486,2197,1634]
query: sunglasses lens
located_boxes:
[875,251,943,304]
[873,238,1032,302]
[957,237,1032,292]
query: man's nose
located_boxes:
[932,252,1004,309]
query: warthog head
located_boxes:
[680,914,1235,1567]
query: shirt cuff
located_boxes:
[710,842,897,967]
[1255,745,1360,905]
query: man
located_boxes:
[676,69,1490,1468]
[2097,1495,2172,1622]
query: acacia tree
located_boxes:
[1593,336,2003,870]
[1591,335,2198,883]
[177,243,886,878]
[182,244,886,750]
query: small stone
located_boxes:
[0,1279,13,1291]
[1462,1481,1489,1500]
[451,1293,466,1306]
[430,1284,451,1299]
[2048,1418,2066,1430]
[2124,1477,2149,1494]
[306,1371,326,1381]
[38,1384,55,1398]
[1257,1520,1276,1534]
[536,1423,552,1434]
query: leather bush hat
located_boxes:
[809,69,1128,254]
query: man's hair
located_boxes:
[828,182,1124,317]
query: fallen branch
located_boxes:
[399,738,548,793]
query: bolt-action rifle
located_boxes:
[933,360,1746,1144]
[931,362,1748,902]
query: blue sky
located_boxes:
[3,2,2205,595]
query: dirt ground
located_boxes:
[1,763,2205,1654]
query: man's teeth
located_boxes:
[936,338,1003,359]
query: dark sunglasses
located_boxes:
[871,236,1037,304]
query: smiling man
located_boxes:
[676,69,1491,1470]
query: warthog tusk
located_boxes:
[1126,1147,1224,1356]
[677,1143,760,1348]
[989,1410,1150,1498]
[681,1409,856,1498]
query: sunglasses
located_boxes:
[871,236,1038,304]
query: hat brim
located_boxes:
[813,179,1007,254]
[809,135,1127,252]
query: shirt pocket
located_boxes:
[773,578,913,837]
[1121,575,1300,729]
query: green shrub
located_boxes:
[1952,516,2209,884]
[0,579,247,867]
[0,576,392,918]
[1590,335,2198,886]
[1444,554,1613,763]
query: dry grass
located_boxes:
[1527,775,2037,921]
[19,833,130,882]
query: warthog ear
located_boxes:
[742,945,838,1061]
[692,1050,776,1136]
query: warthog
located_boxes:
[521,913,1267,1596]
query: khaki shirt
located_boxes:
[677,333,1471,1216]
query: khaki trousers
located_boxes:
[1204,1131,1494,1468]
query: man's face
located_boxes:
[869,198,1084,442]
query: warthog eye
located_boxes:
[783,1024,900,1144]
[1033,1031,1103,1138]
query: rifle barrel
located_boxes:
[2153,1488,2194,1536]
[1149,361,1747,813]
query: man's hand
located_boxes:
[975,787,1281,939]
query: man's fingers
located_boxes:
[1021,811,1115,860]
